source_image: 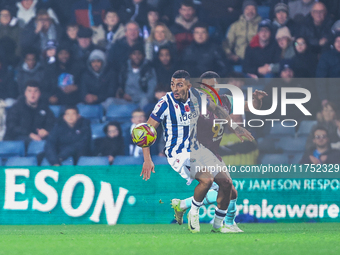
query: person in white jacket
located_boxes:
[16,0,59,28]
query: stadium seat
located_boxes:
[77,156,110,166]
[49,105,62,118]
[152,156,168,165]
[257,6,270,19]
[91,122,107,139]
[296,120,317,137]
[0,141,25,157]
[113,156,143,165]
[268,121,296,138]
[233,65,243,73]
[290,153,304,164]
[41,157,74,166]
[257,137,278,153]
[260,154,289,164]
[77,104,104,122]
[27,140,46,156]
[276,137,307,153]
[5,157,38,166]
[106,104,139,123]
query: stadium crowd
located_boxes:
[0,0,340,165]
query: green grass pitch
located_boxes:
[0,223,339,255]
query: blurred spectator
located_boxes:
[182,23,232,77]
[61,23,79,49]
[92,9,125,49]
[200,0,242,35]
[272,3,297,37]
[119,0,149,28]
[269,0,289,21]
[107,21,143,71]
[170,0,198,54]
[316,32,340,108]
[20,9,62,54]
[42,39,57,64]
[119,44,157,109]
[0,55,18,106]
[299,2,333,54]
[129,109,146,157]
[94,121,124,164]
[45,105,91,165]
[291,36,318,77]
[270,26,295,74]
[243,19,281,78]
[154,46,176,91]
[0,6,22,56]
[48,0,78,27]
[16,0,59,28]
[289,0,316,23]
[70,0,111,28]
[223,0,261,64]
[45,44,81,105]
[262,61,311,122]
[142,7,159,40]
[80,49,118,105]
[300,126,340,164]
[305,102,340,150]
[72,26,96,66]
[16,48,45,95]
[4,80,55,143]
[145,22,176,62]
[0,99,5,140]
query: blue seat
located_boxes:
[233,65,243,73]
[260,154,289,164]
[152,156,168,165]
[27,140,46,156]
[0,141,25,157]
[77,104,104,122]
[276,137,307,153]
[77,156,109,166]
[290,153,304,164]
[257,137,278,153]
[258,6,270,19]
[106,104,139,123]
[5,157,38,166]
[113,156,143,165]
[49,105,62,118]
[268,121,296,138]
[41,157,74,166]
[91,122,107,139]
[297,120,317,137]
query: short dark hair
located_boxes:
[193,22,208,32]
[23,47,39,60]
[63,105,79,115]
[148,7,159,14]
[103,121,122,135]
[25,80,40,90]
[36,9,49,18]
[172,70,190,80]
[132,108,145,115]
[105,8,118,17]
[313,126,329,137]
[200,71,220,81]
[181,0,195,9]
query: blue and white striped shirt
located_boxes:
[150,89,202,158]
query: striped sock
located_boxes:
[225,199,237,225]
[213,208,227,229]
[189,198,203,215]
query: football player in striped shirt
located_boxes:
[140,70,254,233]
[171,71,267,232]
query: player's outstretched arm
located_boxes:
[140,118,160,181]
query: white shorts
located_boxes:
[167,145,230,185]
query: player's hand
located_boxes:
[140,160,155,181]
[234,126,254,142]
[252,90,268,101]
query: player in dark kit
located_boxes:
[171,71,267,232]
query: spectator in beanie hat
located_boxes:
[223,0,261,64]
[72,26,96,66]
[272,2,297,36]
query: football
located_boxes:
[131,123,157,147]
